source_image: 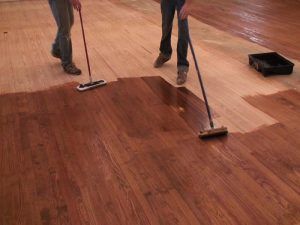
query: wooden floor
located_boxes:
[185,0,300,61]
[1,0,300,133]
[1,0,300,224]
[1,77,300,225]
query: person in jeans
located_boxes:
[154,0,192,85]
[49,0,82,75]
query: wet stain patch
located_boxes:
[1,77,300,225]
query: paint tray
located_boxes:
[249,52,294,76]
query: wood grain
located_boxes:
[1,77,300,225]
[1,0,300,224]
[2,0,299,133]
[153,0,300,61]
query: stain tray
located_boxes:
[249,52,294,76]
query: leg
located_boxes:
[48,0,60,57]
[159,0,176,57]
[48,0,73,66]
[175,0,189,85]
[52,32,60,57]
[176,0,189,69]
[66,1,74,64]
[49,0,80,75]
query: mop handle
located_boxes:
[79,9,92,83]
[184,19,214,128]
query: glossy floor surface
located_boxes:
[180,0,300,61]
[0,0,300,224]
[1,77,300,225]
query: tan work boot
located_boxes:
[177,66,189,85]
[154,53,171,68]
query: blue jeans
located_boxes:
[48,0,74,66]
[160,0,189,68]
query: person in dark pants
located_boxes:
[154,0,192,85]
[49,0,82,75]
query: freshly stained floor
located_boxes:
[0,0,300,224]
[1,77,300,225]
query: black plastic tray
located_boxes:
[248,52,294,76]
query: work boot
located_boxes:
[63,63,82,75]
[154,53,171,68]
[177,66,188,85]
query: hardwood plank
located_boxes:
[163,0,300,61]
[1,1,300,225]
[1,77,300,225]
[2,0,300,133]
[1,0,300,224]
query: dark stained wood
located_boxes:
[244,90,300,195]
[1,77,300,225]
[153,0,300,61]
[141,76,211,133]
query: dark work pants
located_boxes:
[159,0,189,68]
[49,0,74,66]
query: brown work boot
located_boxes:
[154,53,171,68]
[63,63,82,75]
[177,66,188,85]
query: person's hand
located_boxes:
[179,2,191,20]
[70,0,81,11]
